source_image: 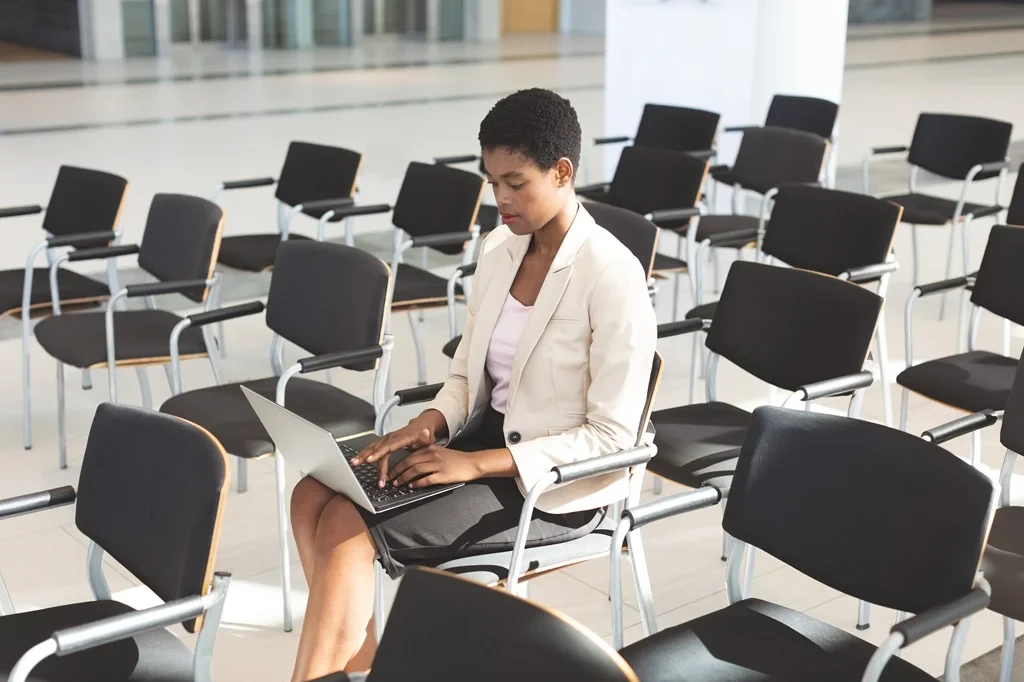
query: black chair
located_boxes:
[33,193,224,470]
[576,145,710,320]
[441,201,660,360]
[898,224,1024,468]
[684,186,903,426]
[580,103,720,186]
[713,94,839,189]
[614,406,995,682]
[0,402,231,682]
[431,154,501,237]
[862,113,1013,320]
[317,567,639,682]
[160,240,393,633]
[210,140,364,272]
[0,166,128,451]
[1007,164,1024,227]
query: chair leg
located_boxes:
[237,457,248,493]
[163,364,176,395]
[81,369,92,390]
[57,361,67,470]
[712,250,723,296]
[274,452,293,632]
[627,529,658,637]
[911,224,920,289]
[407,311,427,386]
[218,320,228,359]
[940,223,957,321]
[652,476,662,495]
[857,600,871,630]
[1001,617,1015,682]
[0,568,14,615]
[135,367,152,410]
[971,429,982,468]
[374,562,385,643]
[21,326,31,450]
[688,334,700,404]
[899,388,910,432]
[203,327,224,385]
[876,315,893,428]
[720,498,730,561]
[742,545,757,598]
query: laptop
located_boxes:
[241,387,464,514]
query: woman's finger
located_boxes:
[408,473,442,489]
[392,458,439,487]
[375,454,391,488]
[387,450,430,482]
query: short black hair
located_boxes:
[478,88,582,178]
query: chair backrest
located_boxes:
[392,161,485,256]
[274,141,363,208]
[636,352,663,447]
[76,403,228,633]
[582,201,659,279]
[908,113,1013,181]
[763,94,839,140]
[726,406,994,615]
[42,165,128,238]
[138,194,224,303]
[705,261,881,392]
[730,127,828,195]
[606,146,708,230]
[1006,164,1023,227]
[1000,349,1024,455]
[368,568,639,682]
[633,103,721,154]
[761,186,902,276]
[266,241,391,371]
[969,225,1024,326]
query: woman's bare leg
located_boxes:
[291,495,378,682]
[291,475,339,585]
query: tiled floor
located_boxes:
[0,22,1023,681]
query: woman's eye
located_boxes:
[509,184,524,191]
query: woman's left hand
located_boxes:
[387,445,484,488]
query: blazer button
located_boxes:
[508,431,521,444]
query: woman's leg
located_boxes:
[291,495,379,682]
[291,475,339,585]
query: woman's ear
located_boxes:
[555,158,574,187]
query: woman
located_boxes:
[288,88,657,681]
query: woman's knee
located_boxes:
[316,496,375,557]
[291,475,335,525]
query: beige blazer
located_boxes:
[428,203,657,514]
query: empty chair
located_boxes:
[0,165,128,450]
[615,406,995,682]
[862,113,1012,318]
[0,403,231,682]
[1008,163,1023,227]
[160,240,394,633]
[211,141,366,272]
[898,224,1024,466]
[33,194,224,470]
[431,154,501,236]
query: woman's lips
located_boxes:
[501,213,518,224]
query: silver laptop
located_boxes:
[241,387,463,514]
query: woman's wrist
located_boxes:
[471,448,518,479]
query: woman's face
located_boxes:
[481,147,574,236]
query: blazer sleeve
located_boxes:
[507,255,657,496]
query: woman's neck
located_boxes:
[530,199,579,258]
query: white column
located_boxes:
[464,0,500,42]
[246,0,263,49]
[78,0,126,61]
[287,0,314,48]
[152,0,172,55]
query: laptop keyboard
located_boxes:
[338,443,417,505]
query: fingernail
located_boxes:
[378,480,384,488]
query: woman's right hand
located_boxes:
[351,410,447,487]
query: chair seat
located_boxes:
[426,515,617,585]
[620,598,933,682]
[896,350,1017,413]
[648,402,752,491]
[442,335,462,359]
[652,253,687,275]
[883,193,1003,226]
[686,300,719,320]
[217,233,312,272]
[0,268,110,318]
[981,505,1024,621]
[392,263,462,309]
[710,166,737,187]
[160,376,376,459]
[0,600,193,682]
[693,215,759,246]
[35,310,207,369]
[577,186,611,201]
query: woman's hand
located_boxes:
[387,445,485,488]
[351,410,448,487]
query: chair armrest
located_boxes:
[0,205,44,219]
[593,135,632,146]
[658,318,705,338]
[186,301,265,328]
[47,231,114,249]
[395,382,445,406]
[552,445,656,485]
[645,207,701,223]
[575,182,612,195]
[798,371,874,401]
[454,261,477,278]
[915,275,970,297]
[723,125,756,133]
[976,160,1011,175]
[891,585,990,646]
[0,486,76,521]
[705,226,759,247]
[303,200,390,219]
[869,145,908,156]
[433,154,479,165]
[221,177,276,191]
[411,231,476,249]
[125,278,210,298]
[842,261,899,283]
[622,486,722,530]
[297,346,384,374]
[922,410,1001,445]
[66,244,140,263]
[688,149,717,160]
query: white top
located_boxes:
[486,293,533,413]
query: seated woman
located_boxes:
[288,87,657,681]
